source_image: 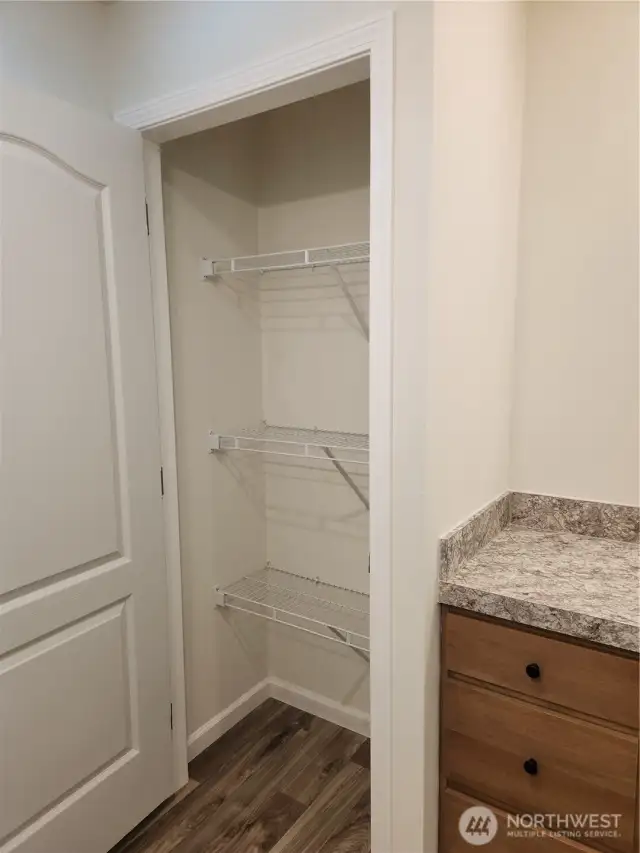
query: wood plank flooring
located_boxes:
[110,699,370,853]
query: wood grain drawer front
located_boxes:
[442,680,638,853]
[444,611,639,730]
[441,789,599,853]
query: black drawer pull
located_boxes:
[525,662,541,679]
[523,758,538,776]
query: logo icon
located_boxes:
[459,806,498,846]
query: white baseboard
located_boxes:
[186,676,370,761]
[186,678,270,760]
[267,678,370,737]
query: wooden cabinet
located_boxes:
[440,608,640,853]
[444,611,639,729]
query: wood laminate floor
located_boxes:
[111,699,371,853]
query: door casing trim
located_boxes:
[127,15,395,851]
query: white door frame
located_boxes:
[142,143,190,791]
[116,14,395,852]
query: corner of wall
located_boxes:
[509,0,640,506]
[0,0,110,116]
[507,0,529,507]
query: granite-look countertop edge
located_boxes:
[439,578,639,653]
[439,496,639,653]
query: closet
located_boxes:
[162,80,372,755]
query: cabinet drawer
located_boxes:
[444,610,639,729]
[441,789,599,853]
[442,679,638,853]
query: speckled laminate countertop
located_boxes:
[439,495,640,653]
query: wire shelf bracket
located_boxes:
[215,565,370,659]
[200,242,370,340]
[328,265,369,342]
[209,423,369,509]
[322,446,369,511]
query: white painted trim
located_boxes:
[116,17,383,136]
[187,679,272,761]
[268,678,370,738]
[137,15,395,850]
[187,677,370,762]
[366,18,395,853]
[143,140,189,791]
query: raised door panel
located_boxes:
[0,141,121,592]
[1,604,131,836]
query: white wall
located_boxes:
[107,0,393,114]
[258,83,370,714]
[419,3,526,850]
[427,0,525,534]
[511,0,639,506]
[389,8,435,850]
[0,1,108,114]
[162,120,268,741]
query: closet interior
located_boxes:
[162,79,372,754]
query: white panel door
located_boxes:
[0,81,174,853]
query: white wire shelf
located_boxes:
[201,241,370,277]
[215,565,370,653]
[209,423,369,466]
